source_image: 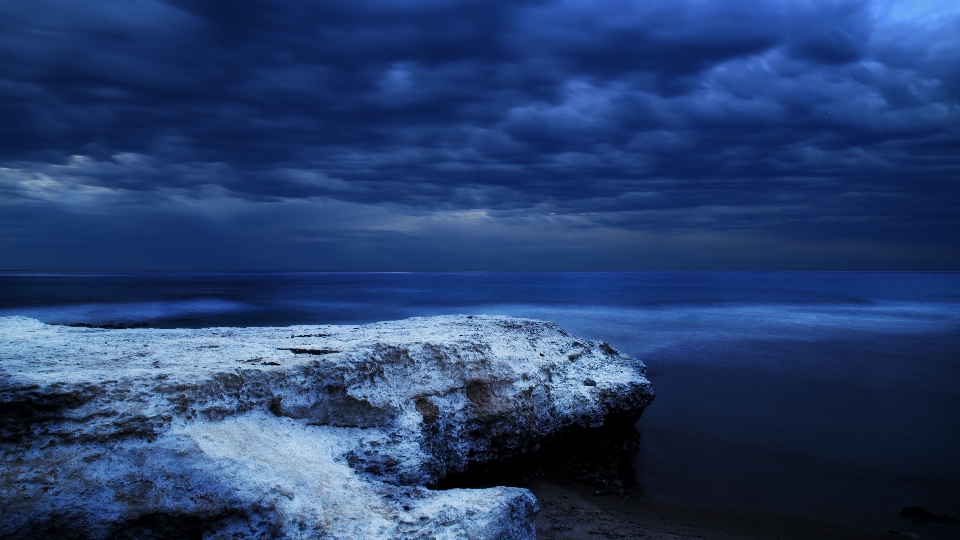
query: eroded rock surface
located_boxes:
[0,315,654,539]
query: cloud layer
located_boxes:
[1,0,958,269]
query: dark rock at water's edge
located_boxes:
[901,507,959,527]
[0,315,654,540]
[64,322,150,329]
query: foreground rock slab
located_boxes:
[0,315,654,539]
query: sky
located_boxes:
[1,0,958,271]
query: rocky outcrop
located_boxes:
[0,315,654,539]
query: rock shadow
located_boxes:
[435,412,643,498]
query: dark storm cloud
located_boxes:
[1,0,958,269]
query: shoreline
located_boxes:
[3,313,957,539]
[529,479,954,540]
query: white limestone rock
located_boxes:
[0,315,654,539]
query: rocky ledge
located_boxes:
[0,315,654,539]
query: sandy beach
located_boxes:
[529,479,947,540]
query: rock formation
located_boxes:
[0,315,654,539]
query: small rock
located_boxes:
[583,378,597,386]
[902,506,959,526]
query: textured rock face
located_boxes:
[0,315,655,539]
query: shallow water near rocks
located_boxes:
[2,271,958,536]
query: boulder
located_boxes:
[0,315,654,539]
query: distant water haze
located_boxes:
[2,272,958,534]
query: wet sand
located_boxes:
[529,479,957,540]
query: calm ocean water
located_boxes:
[2,272,958,533]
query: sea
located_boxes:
[2,271,958,535]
